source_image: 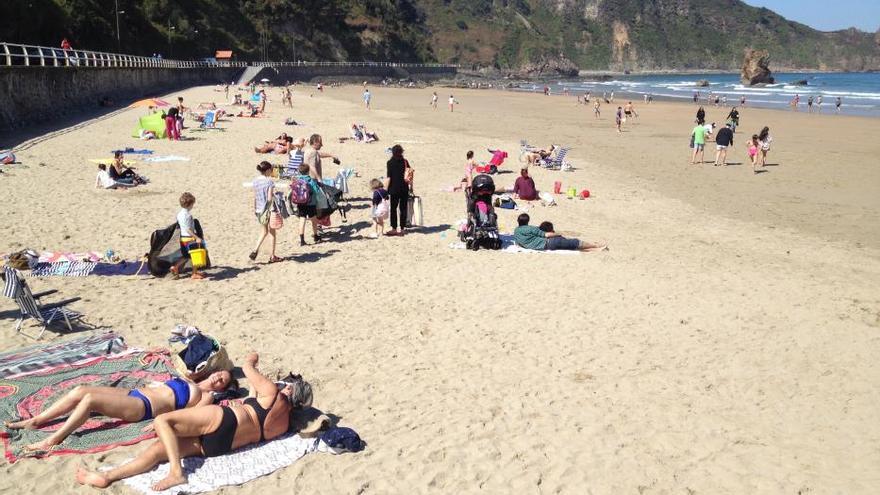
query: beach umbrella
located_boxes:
[129,98,170,108]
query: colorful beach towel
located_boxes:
[0,351,176,462]
[0,332,128,380]
[120,434,325,495]
[112,149,153,155]
[38,251,103,263]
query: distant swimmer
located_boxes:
[836,96,842,113]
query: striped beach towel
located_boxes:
[0,332,128,379]
[28,261,97,277]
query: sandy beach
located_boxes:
[1,84,879,494]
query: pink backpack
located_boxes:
[289,178,312,205]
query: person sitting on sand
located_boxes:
[513,213,606,252]
[5,370,234,452]
[75,352,312,492]
[350,124,364,142]
[523,145,556,166]
[361,125,378,143]
[512,166,538,201]
[95,164,134,189]
[108,151,145,185]
[255,133,292,154]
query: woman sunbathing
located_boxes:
[76,352,312,491]
[255,134,292,154]
[523,144,556,166]
[5,370,234,452]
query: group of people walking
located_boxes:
[691,106,772,173]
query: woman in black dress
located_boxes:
[384,145,408,236]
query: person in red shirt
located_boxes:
[512,166,538,201]
[60,38,71,50]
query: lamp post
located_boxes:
[167,19,175,58]
[115,1,125,52]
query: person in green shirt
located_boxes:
[513,214,606,252]
[691,123,707,164]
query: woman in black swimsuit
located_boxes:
[76,352,313,492]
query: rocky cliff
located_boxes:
[3,0,879,74]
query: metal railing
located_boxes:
[0,42,457,70]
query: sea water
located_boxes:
[525,72,880,117]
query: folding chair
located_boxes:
[2,266,82,339]
[541,146,572,170]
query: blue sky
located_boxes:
[743,0,880,32]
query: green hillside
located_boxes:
[2,0,878,72]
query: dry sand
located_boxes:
[1,84,879,494]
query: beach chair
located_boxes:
[198,110,223,130]
[541,147,572,171]
[2,266,82,339]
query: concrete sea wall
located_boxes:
[0,67,243,132]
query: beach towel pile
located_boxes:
[0,339,176,462]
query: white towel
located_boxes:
[449,234,579,255]
[143,155,191,163]
[120,434,320,495]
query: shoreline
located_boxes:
[1,84,878,494]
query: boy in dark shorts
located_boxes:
[513,214,605,252]
[171,192,205,280]
[294,163,321,246]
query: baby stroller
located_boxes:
[460,174,501,250]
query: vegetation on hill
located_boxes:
[2,0,878,72]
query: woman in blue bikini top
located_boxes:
[76,352,313,492]
[4,369,234,452]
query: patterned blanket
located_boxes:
[121,434,323,495]
[0,332,128,379]
[0,351,175,462]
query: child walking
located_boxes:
[171,192,204,280]
[249,161,282,263]
[370,178,389,238]
[748,134,760,174]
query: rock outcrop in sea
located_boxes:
[510,55,579,78]
[741,48,775,85]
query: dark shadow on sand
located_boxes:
[286,249,340,263]
[405,224,452,235]
[205,265,261,281]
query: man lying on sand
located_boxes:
[5,371,233,452]
[514,213,606,252]
[76,352,312,491]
